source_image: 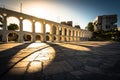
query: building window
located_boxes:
[106,25,110,29]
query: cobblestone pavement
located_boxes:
[0,41,120,80]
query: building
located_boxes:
[93,14,117,31]
[61,21,73,27]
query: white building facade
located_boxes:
[93,14,117,31]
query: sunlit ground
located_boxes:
[0,43,23,53]
[0,41,116,76]
[7,42,56,74]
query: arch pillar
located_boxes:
[78,31,81,42]
[2,14,7,42]
[62,27,65,35]
[50,24,53,42]
[66,28,70,42]
[56,26,60,42]
[18,17,24,42]
[62,27,65,42]
[70,30,74,42]
[41,22,46,42]
[32,20,36,42]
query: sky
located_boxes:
[0,0,120,29]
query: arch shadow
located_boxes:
[0,42,120,80]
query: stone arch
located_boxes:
[60,36,62,42]
[35,22,42,33]
[45,24,51,34]
[53,36,57,41]
[46,35,51,41]
[7,16,20,31]
[23,19,32,32]
[0,15,3,30]
[7,32,19,42]
[65,37,67,41]
[23,33,32,42]
[36,35,41,41]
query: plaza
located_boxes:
[0,41,120,80]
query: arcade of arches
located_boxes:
[0,8,92,42]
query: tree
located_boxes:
[86,22,94,31]
[7,23,19,30]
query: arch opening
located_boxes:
[45,24,50,34]
[35,22,42,33]
[36,35,41,41]
[23,34,32,41]
[23,19,32,32]
[7,16,20,31]
[53,36,57,41]
[8,32,19,42]
[46,35,50,41]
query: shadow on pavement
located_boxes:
[0,43,31,79]
[0,42,120,80]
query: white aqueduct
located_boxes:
[0,8,92,43]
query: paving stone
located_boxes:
[27,61,42,73]
[8,67,27,75]
[9,57,21,62]
[43,72,77,80]
[24,61,42,80]
[85,58,102,67]
[35,56,50,61]
[43,61,73,75]
[71,70,90,79]
[1,67,26,80]
[85,65,102,73]
[14,61,29,67]
[0,42,120,80]
[66,59,83,70]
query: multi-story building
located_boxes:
[93,14,117,31]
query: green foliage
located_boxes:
[7,23,19,30]
[92,30,119,41]
[86,22,94,31]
